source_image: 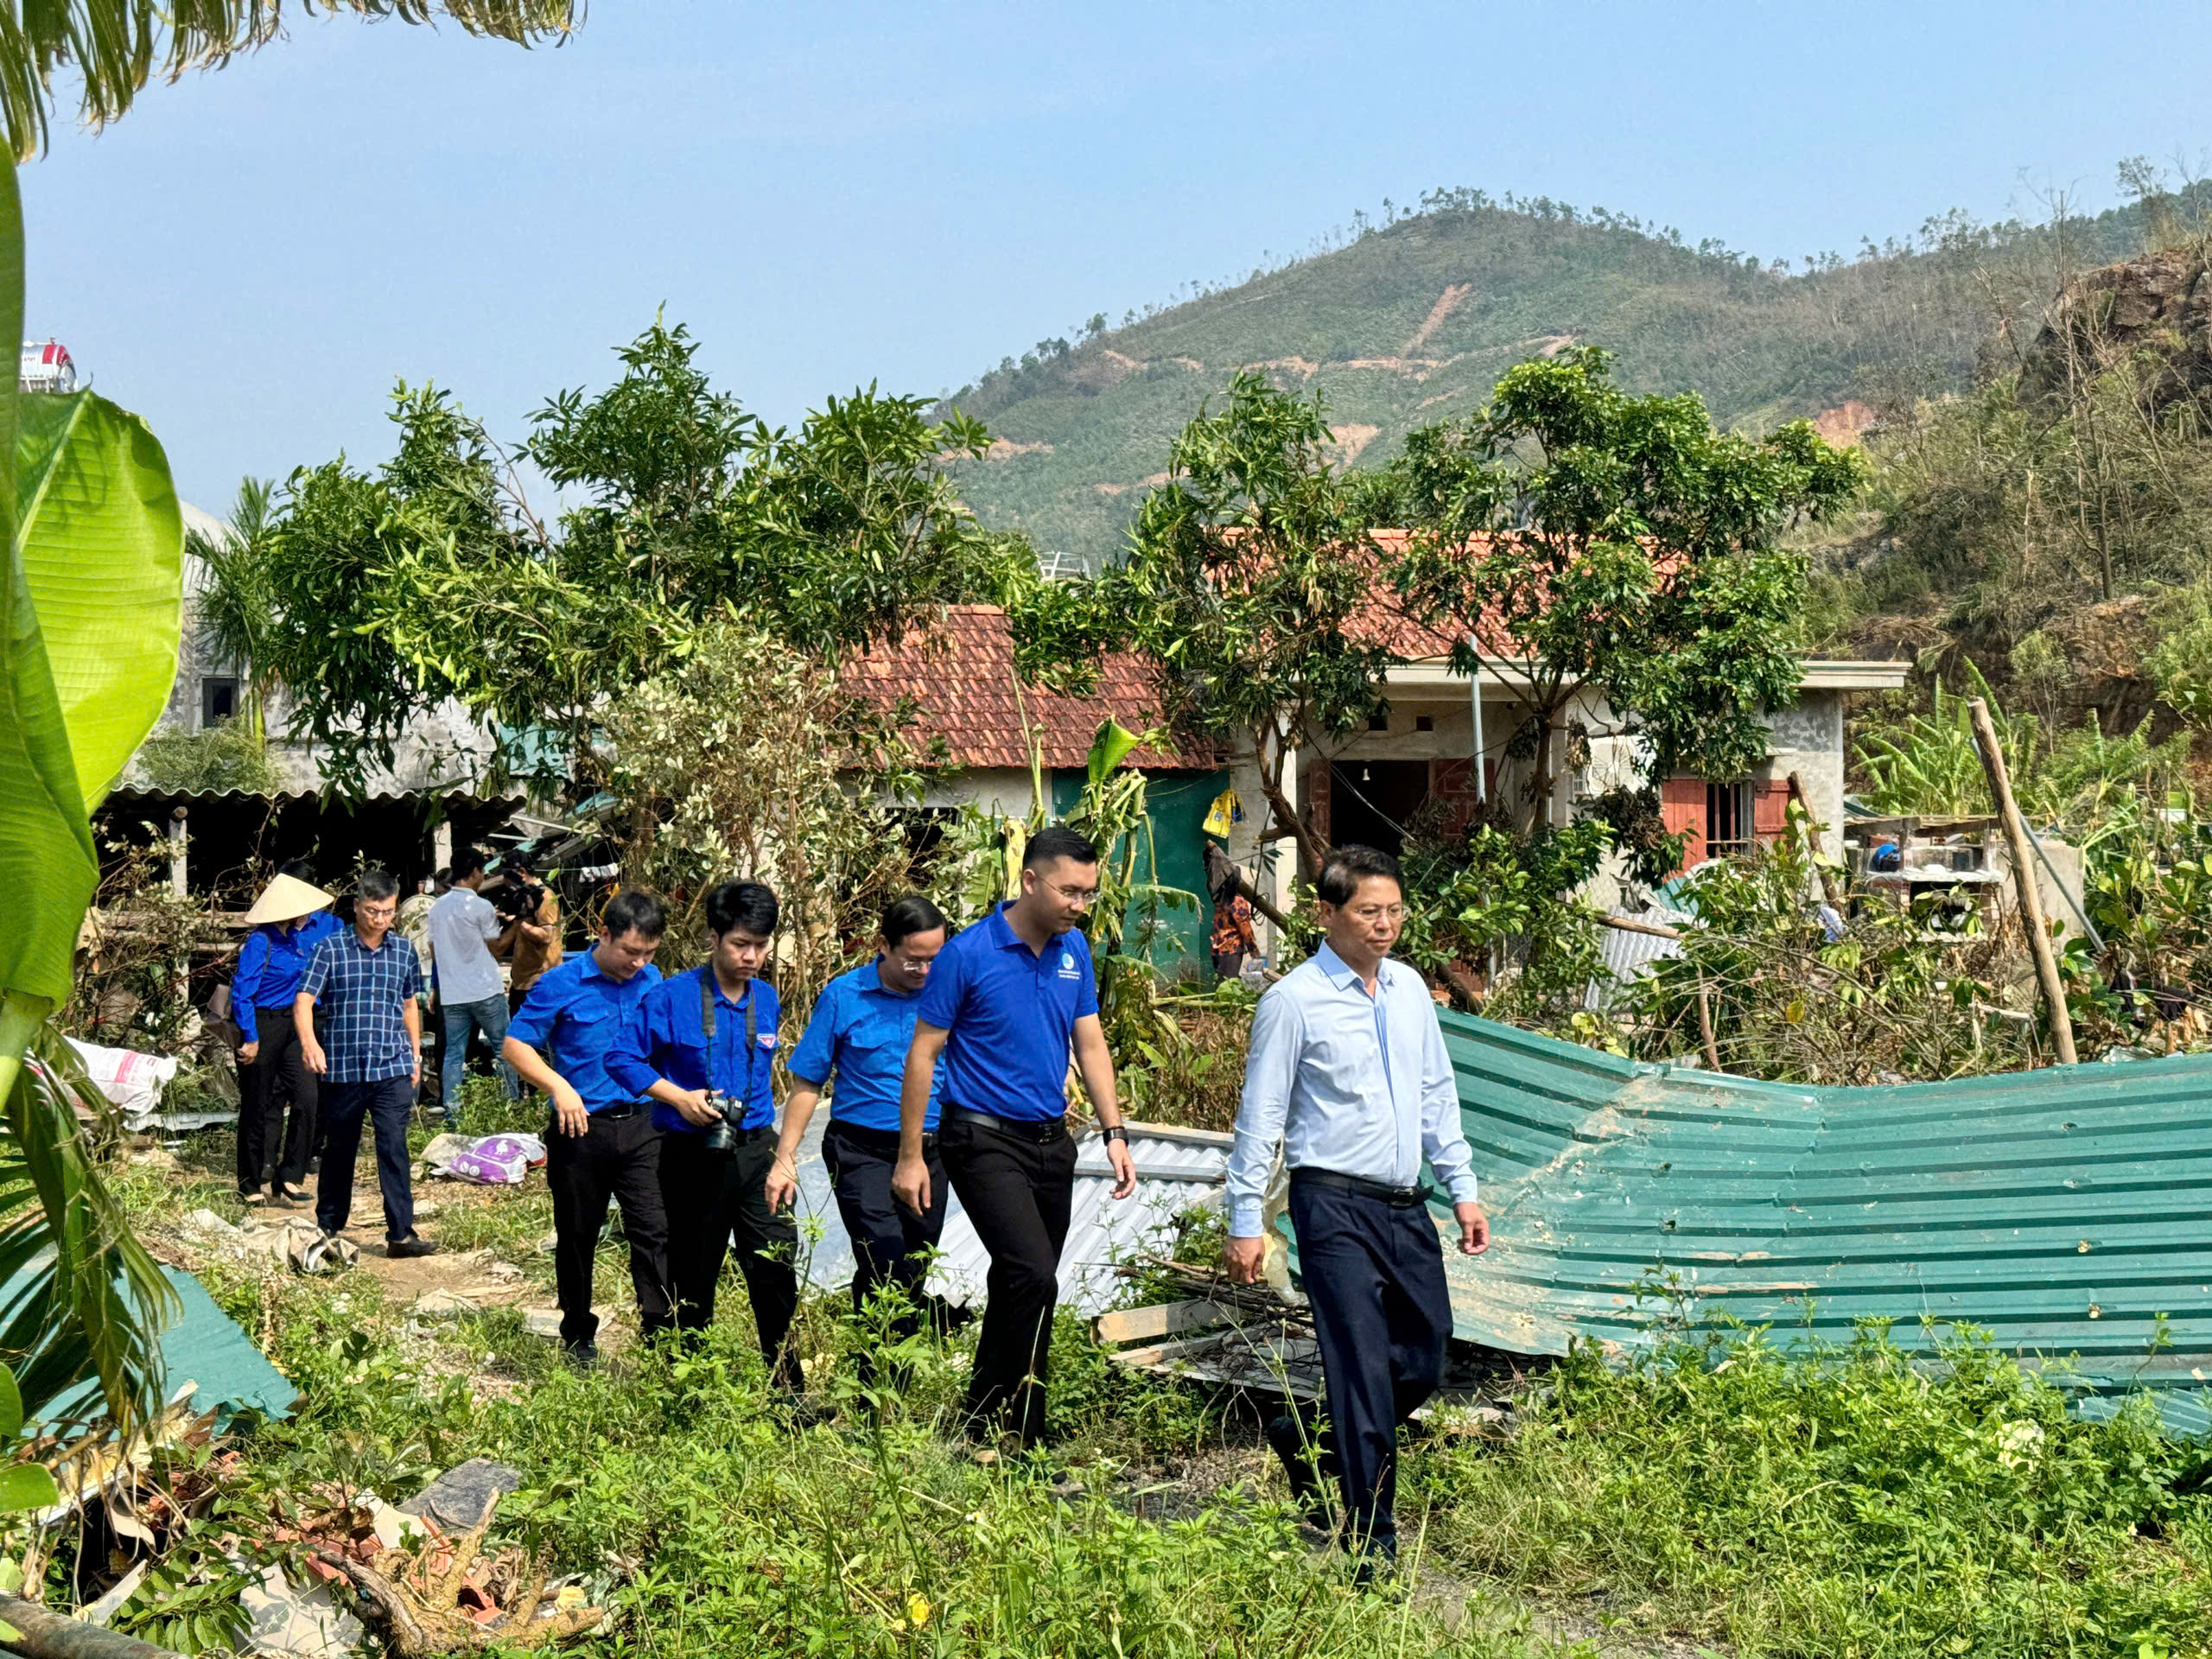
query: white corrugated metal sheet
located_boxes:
[787,1116,1231,1317]
[1584,906,1692,1010]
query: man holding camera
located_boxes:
[502,891,670,1368]
[893,825,1137,1447]
[494,853,564,1011]
[607,880,797,1384]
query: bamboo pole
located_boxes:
[1695,981,1721,1071]
[1967,697,2077,1065]
[1600,913,1681,941]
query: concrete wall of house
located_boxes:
[1758,690,1847,861]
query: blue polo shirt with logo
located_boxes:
[606,966,780,1136]
[915,903,1097,1123]
[787,959,943,1134]
[507,951,664,1113]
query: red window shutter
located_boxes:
[1660,777,1706,874]
[1751,779,1792,842]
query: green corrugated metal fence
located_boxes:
[1424,1012,2212,1436]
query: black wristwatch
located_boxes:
[1101,1124,1128,1145]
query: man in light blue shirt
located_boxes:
[1226,844,1489,1577]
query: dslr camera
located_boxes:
[700,1090,748,1154]
[490,878,543,924]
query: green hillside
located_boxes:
[943,187,2155,565]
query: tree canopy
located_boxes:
[0,1,577,159]
[1027,370,1392,874]
[1379,346,1864,832]
[232,318,1027,793]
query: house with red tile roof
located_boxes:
[850,584,1909,948]
[847,605,1233,969]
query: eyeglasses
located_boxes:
[1043,879,1099,907]
[1343,905,1408,924]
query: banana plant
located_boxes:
[0,156,184,1423]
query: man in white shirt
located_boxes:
[1225,843,1488,1578]
[427,847,518,1121]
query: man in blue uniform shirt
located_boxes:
[607,880,797,1383]
[767,896,955,1359]
[1225,844,1490,1578]
[503,890,670,1367]
[231,865,340,1206]
[893,826,1137,1446]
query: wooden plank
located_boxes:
[1093,1300,1232,1345]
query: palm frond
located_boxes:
[0,2,582,159]
[0,1026,172,1430]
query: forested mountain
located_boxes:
[943,186,2164,565]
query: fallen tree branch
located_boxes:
[0,1594,177,1659]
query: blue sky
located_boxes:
[20,1,2209,512]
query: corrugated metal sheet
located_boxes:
[1414,1012,2212,1433]
[789,1117,1230,1318]
[1585,906,1691,1010]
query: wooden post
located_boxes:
[1785,770,1845,912]
[164,808,187,898]
[1967,697,2077,1065]
[1695,981,1721,1071]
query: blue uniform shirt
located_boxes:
[507,951,664,1113]
[786,959,942,1134]
[915,902,1096,1122]
[607,965,780,1136]
[232,912,342,1041]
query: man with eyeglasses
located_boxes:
[1224,843,1488,1581]
[893,824,1137,1447]
[296,868,437,1258]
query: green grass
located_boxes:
[89,1112,2212,1657]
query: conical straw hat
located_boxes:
[244,873,334,926]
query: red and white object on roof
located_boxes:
[18,338,74,394]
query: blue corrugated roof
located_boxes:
[1372,1014,2212,1435]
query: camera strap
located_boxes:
[698,967,756,1097]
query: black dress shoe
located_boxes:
[386,1235,439,1259]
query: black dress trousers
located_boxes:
[544,1107,670,1351]
[823,1120,950,1339]
[656,1123,800,1388]
[1280,1171,1452,1555]
[938,1111,1077,1446]
[236,1012,318,1194]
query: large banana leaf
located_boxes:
[0,1032,172,1425]
[0,154,182,1433]
[0,160,183,1050]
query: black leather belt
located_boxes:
[593,1103,647,1121]
[827,1120,937,1154]
[942,1104,1067,1143]
[1292,1167,1427,1208]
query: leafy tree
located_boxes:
[1383,346,1863,831]
[186,475,281,741]
[0,1,576,159]
[0,0,580,1432]
[229,319,1023,793]
[1030,372,1392,874]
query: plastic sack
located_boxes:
[64,1037,180,1120]
[442,1133,546,1185]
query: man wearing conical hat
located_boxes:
[232,864,340,1207]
